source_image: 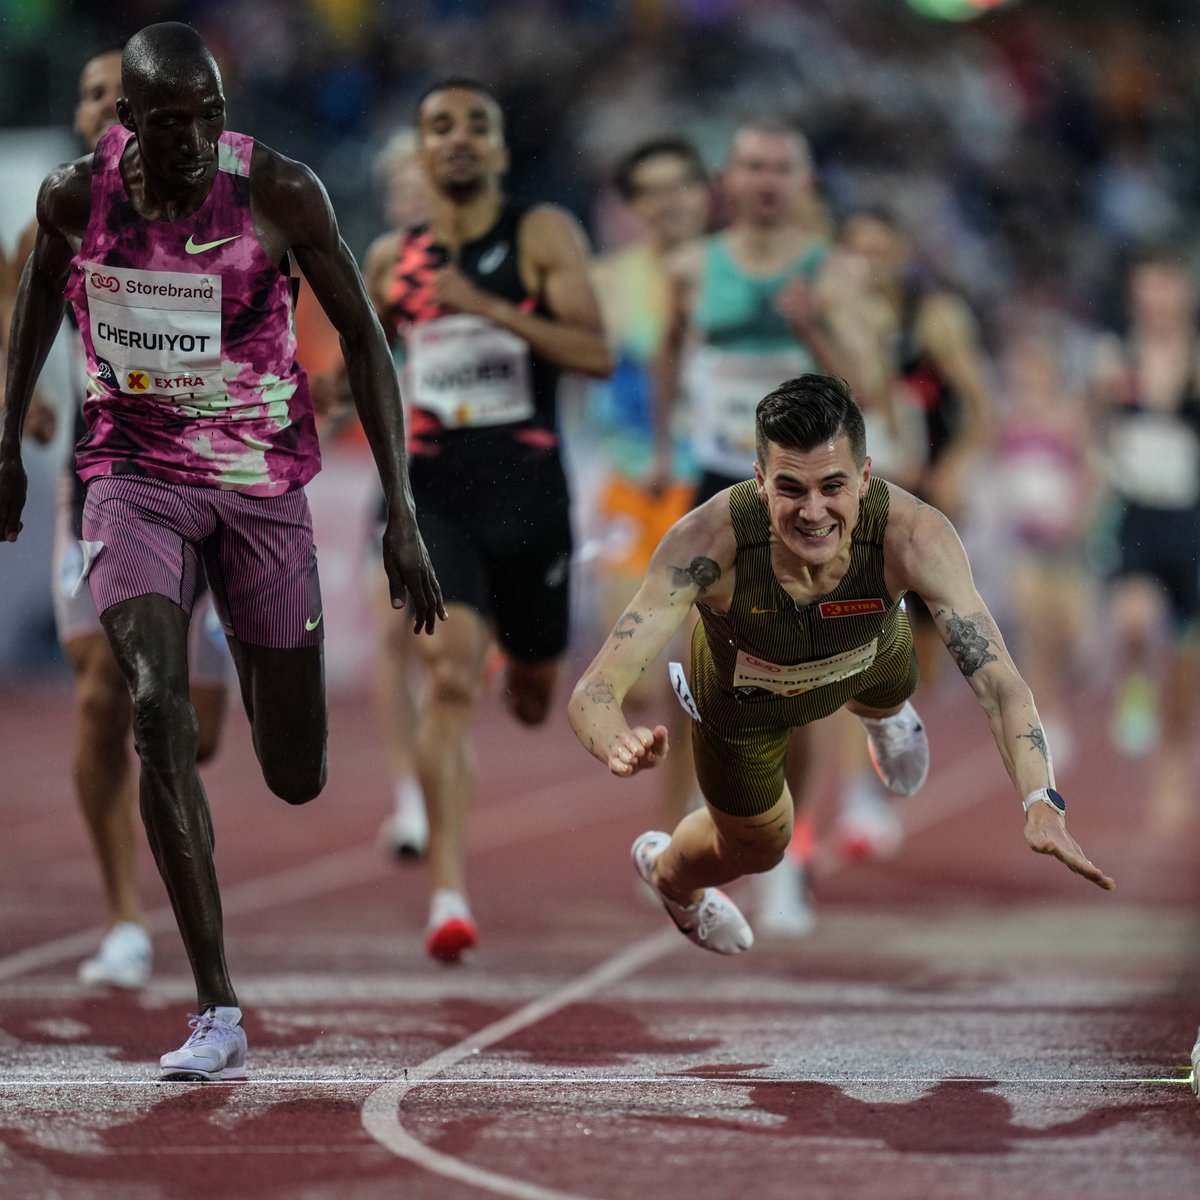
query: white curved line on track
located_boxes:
[361,742,999,1199]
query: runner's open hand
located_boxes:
[1024,806,1115,891]
[606,724,669,777]
[382,511,447,635]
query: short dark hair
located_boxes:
[413,77,503,127]
[613,136,707,201]
[122,23,219,99]
[755,375,866,468]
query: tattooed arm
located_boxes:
[885,487,1114,890]
[569,497,735,777]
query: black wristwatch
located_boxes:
[1023,787,1066,815]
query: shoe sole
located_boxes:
[426,918,479,963]
[160,1067,247,1082]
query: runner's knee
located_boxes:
[262,756,327,806]
[130,685,197,769]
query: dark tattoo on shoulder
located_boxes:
[668,556,721,593]
[943,610,998,678]
[1017,724,1049,764]
[584,679,616,706]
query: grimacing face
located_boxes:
[416,87,507,196]
[76,51,123,152]
[754,434,870,570]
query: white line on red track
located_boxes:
[361,741,1003,1199]
[0,774,643,984]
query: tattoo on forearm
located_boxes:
[584,679,616,706]
[1017,724,1049,764]
[668,556,721,593]
[612,610,643,640]
[942,610,998,677]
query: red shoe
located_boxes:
[425,890,479,962]
[425,916,479,962]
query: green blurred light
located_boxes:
[905,0,1014,20]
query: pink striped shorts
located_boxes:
[81,474,323,649]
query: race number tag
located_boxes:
[408,314,534,428]
[732,639,878,698]
[1108,414,1200,508]
[84,262,222,397]
[690,348,816,458]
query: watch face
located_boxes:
[1046,788,1066,812]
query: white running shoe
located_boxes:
[1191,1029,1199,1099]
[380,805,429,861]
[753,857,817,938]
[860,701,929,796]
[159,1010,247,1082]
[631,831,753,955]
[78,922,152,988]
[836,773,904,862]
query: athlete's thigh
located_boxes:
[692,716,792,820]
[202,488,323,650]
[484,475,573,662]
[225,638,327,777]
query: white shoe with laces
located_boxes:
[159,1009,247,1082]
[632,831,753,955]
[78,922,152,988]
[859,701,929,797]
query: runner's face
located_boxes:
[723,130,809,227]
[626,153,709,248]
[755,434,869,568]
[120,68,226,193]
[841,216,903,291]
[417,88,506,196]
[75,52,122,152]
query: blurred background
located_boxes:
[2,0,1200,686]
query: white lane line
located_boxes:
[2,1073,1192,1089]
[363,930,677,1200]
[360,741,1002,1199]
[0,777,642,983]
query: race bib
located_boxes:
[689,347,815,459]
[1108,414,1200,508]
[732,639,878,698]
[408,314,534,428]
[84,262,222,398]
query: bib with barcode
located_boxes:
[732,638,878,698]
[408,314,534,428]
[84,262,222,398]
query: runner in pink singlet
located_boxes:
[0,22,444,1081]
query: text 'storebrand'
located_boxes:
[84,260,221,397]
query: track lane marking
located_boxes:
[361,742,1004,1198]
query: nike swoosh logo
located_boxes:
[305,614,323,631]
[185,234,242,254]
[750,606,777,614]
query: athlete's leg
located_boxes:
[413,603,491,898]
[501,655,559,726]
[223,638,327,805]
[62,631,140,927]
[651,785,794,905]
[101,594,235,1012]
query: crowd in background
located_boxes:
[3,0,1200,787]
[3,0,1199,326]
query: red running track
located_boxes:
[0,676,1196,1200]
